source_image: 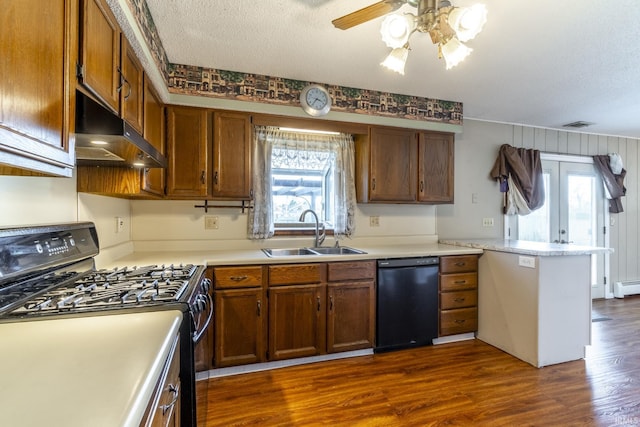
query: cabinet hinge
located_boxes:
[76,63,84,79]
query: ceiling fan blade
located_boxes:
[332,0,406,30]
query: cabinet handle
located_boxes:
[230,276,248,281]
[329,296,334,311]
[161,384,179,415]
[214,171,219,185]
[372,178,376,190]
[454,319,466,324]
[317,296,321,312]
[454,297,466,302]
[454,280,467,284]
[420,180,424,192]
[454,262,466,267]
[200,170,206,184]
[116,66,132,99]
[257,300,261,317]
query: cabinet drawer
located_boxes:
[440,307,477,336]
[440,273,477,291]
[214,266,263,289]
[440,255,478,274]
[440,290,477,309]
[327,261,375,282]
[269,264,326,286]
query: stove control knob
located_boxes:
[200,278,212,293]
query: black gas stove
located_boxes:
[0,222,209,426]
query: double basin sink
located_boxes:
[262,246,366,257]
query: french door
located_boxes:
[508,156,608,297]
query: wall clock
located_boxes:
[300,84,332,117]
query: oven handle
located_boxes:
[192,293,213,344]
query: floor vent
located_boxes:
[614,280,640,298]
[562,121,595,128]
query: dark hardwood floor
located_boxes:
[197,296,640,426]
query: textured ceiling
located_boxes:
[145,0,640,138]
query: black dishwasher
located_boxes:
[376,257,439,353]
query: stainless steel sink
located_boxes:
[308,246,367,255]
[262,248,320,257]
[262,246,366,257]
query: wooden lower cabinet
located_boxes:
[326,261,376,353]
[214,288,266,367]
[438,255,479,336]
[212,261,376,367]
[327,281,375,353]
[145,335,180,427]
[212,266,265,368]
[268,283,326,361]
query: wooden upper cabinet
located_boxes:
[212,111,252,199]
[78,0,121,113]
[0,0,76,177]
[166,106,210,198]
[120,36,144,134]
[355,126,455,204]
[358,127,418,203]
[418,131,454,203]
[141,76,165,196]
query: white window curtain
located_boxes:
[248,126,357,240]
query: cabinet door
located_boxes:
[214,288,265,367]
[268,284,326,361]
[120,36,144,134]
[0,0,75,176]
[78,0,120,112]
[142,77,165,196]
[369,127,417,202]
[212,111,252,199]
[327,280,375,353]
[166,107,210,198]
[418,132,454,203]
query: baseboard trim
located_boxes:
[198,348,374,379]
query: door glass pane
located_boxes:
[567,174,596,246]
[518,173,550,242]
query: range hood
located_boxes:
[75,91,167,168]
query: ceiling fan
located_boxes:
[332,0,487,73]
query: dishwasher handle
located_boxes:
[377,257,439,269]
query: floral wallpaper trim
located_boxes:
[124,0,463,125]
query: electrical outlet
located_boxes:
[115,217,124,233]
[369,216,380,227]
[518,256,536,268]
[482,217,494,227]
[204,216,219,230]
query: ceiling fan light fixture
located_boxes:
[448,4,487,42]
[440,37,472,69]
[381,44,410,74]
[380,13,416,48]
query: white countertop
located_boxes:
[439,238,613,256]
[0,310,182,427]
[103,242,483,268]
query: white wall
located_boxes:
[0,175,77,225]
[437,119,639,286]
[0,173,133,266]
[129,199,437,251]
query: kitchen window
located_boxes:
[248,126,356,240]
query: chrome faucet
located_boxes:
[299,209,325,248]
